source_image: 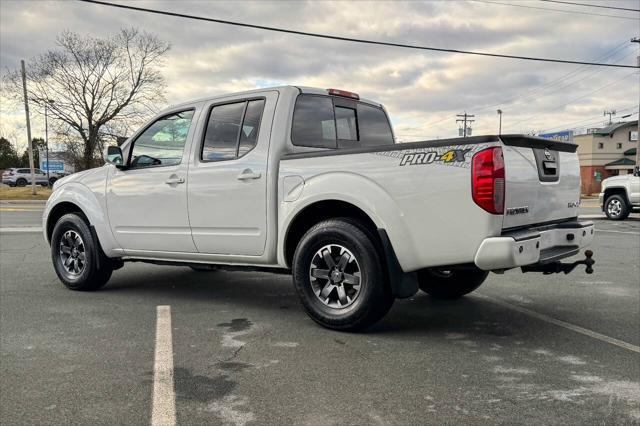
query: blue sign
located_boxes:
[538,130,573,142]
[40,160,64,172]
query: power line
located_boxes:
[421,41,632,129]
[539,0,640,13]
[560,111,638,133]
[78,0,639,69]
[541,106,637,132]
[469,0,639,20]
[508,71,638,128]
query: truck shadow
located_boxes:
[102,264,521,338]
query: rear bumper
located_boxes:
[474,220,594,270]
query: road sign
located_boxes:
[539,130,573,143]
[41,160,64,173]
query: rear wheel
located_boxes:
[604,194,630,220]
[16,178,27,187]
[418,267,489,300]
[292,218,394,331]
[51,213,113,291]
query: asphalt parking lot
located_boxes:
[1,202,639,425]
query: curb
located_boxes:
[579,214,640,222]
[0,200,47,205]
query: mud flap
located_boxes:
[377,229,418,298]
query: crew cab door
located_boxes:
[187,92,277,256]
[106,108,199,253]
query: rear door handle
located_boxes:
[165,177,185,185]
[237,169,262,180]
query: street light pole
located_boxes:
[497,109,503,135]
[45,103,50,187]
[632,37,640,176]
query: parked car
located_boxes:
[599,172,640,220]
[2,168,49,187]
[44,86,595,330]
[47,172,69,186]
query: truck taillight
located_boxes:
[472,147,505,215]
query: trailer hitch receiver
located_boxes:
[522,250,594,275]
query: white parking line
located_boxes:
[595,229,640,236]
[0,227,43,233]
[475,294,640,354]
[152,306,176,426]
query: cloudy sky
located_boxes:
[1,0,638,150]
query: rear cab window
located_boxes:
[291,94,393,149]
[201,98,266,162]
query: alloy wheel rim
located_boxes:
[59,230,86,275]
[309,244,362,309]
[607,199,622,216]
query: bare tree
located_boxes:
[5,28,169,170]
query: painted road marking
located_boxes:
[0,227,43,233]
[0,207,44,212]
[475,294,640,354]
[152,305,176,426]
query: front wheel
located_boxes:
[292,218,394,331]
[51,213,113,291]
[604,194,630,220]
[418,267,489,300]
[16,178,27,187]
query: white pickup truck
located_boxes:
[44,86,595,330]
[599,172,640,220]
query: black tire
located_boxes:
[292,218,394,331]
[51,213,113,291]
[604,194,630,221]
[418,267,489,300]
[49,178,57,186]
[16,178,27,187]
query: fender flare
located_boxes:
[44,182,120,257]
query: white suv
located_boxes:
[2,168,49,187]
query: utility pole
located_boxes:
[20,60,36,195]
[456,112,475,137]
[603,109,616,125]
[44,102,50,187]
[632,37,640,176]
[497,109,503,135]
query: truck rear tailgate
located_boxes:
[500,135,581,230]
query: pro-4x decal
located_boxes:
[371,144,491,169]
[399,149,471,166]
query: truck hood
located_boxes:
[601,175,630,188]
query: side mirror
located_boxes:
[104,146,125,168]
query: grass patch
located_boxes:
[0,186,52,200]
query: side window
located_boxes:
[292,96,336,148]
[335,107,357,141]
[130,110,194,168]
[239,100,266,156]
[201,99,266,161]
[357,104,394,147]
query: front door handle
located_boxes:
[165,177,185,185]
[237,169,262,181]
